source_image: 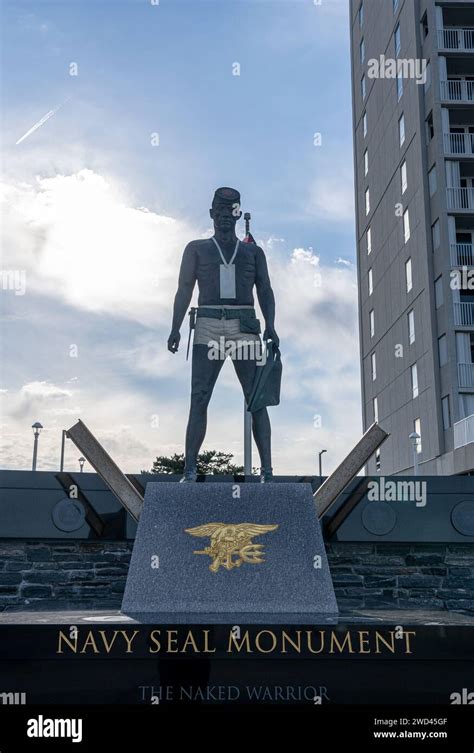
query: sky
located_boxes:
[0,0,361,476]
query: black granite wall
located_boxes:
[0,540,473,614]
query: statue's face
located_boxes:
[210,200,242,231]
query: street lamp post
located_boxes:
[78,457,86,473]
[409,432,420,476]
[31,422,43,471]
[60,429,69,472]
[318,449,327,478]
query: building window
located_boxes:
[368,267,373,295]
[403,208,410,243]
[459,393,474,419]
[365,187,370,215]
[438,334,448,366]
[421,11,428,39]
[360,38,365,64]
[364,149,368,176]
[369,309,375,337]
[414,417,422,453]
[397,71,403,101]
[371,352,376,381]
[399,114,405,146]
[375,447,381,471]
[432,219,440,249]
[401,160,407,194]
[424,60,431,92]
[435,276,443,308]
[363,111,367,137]
[405,258,412,292]
[394,24,401,56]
[361,75,366,100]
[428,165,437,196]
[426,111,434,141]
[373,396,379,422]
[358,1,364,27]
[411,363,419,398]
[367,226,372,254]
[408,309,415,344]
[442,396,451,429]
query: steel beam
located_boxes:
[313,423,389,519]
[66,420,143,522]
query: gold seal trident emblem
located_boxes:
[184,523,279,573]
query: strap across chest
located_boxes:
[212,237,240,266]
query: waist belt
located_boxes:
[186,306,257,359]
[196,306,255,320]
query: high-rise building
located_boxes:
[351,0,474,475]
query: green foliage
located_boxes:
[150,450,245,475]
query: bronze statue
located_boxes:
[168,187,279,482]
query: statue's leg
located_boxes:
[184,344,224,475]
[232,356,272,474]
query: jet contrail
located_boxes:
[15,97,71,145]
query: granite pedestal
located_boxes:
[121,482,338,623]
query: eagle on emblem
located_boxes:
[184,522,279,572]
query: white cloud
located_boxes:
[4,381,76,424]
[1,170,198,327]
[291,247,319,266]
[20,381,72,399]
[0,386,169,473]
[336,257,352,267]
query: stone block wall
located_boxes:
[0,542,132,612]
[327,543,474,614]
[0,541,473,614]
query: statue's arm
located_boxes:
[168,243,196,353]
[255,246,279,346]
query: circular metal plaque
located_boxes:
[361,501,397,536]
[451,501,474,537]
[52,498,86,532]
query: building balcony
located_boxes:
[444,131,474,155]
[454,301,474,325]
[451,242,474,265]
[454,414,474,449]
[458,362,474,387]
[438,27,474,52]
[440,79,474,102]
[446,186,474,210]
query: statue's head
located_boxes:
[210,187,242,232]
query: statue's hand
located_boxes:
[263,326,280,347]
[167,329,181,353]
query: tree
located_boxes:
[150,450,245,475]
